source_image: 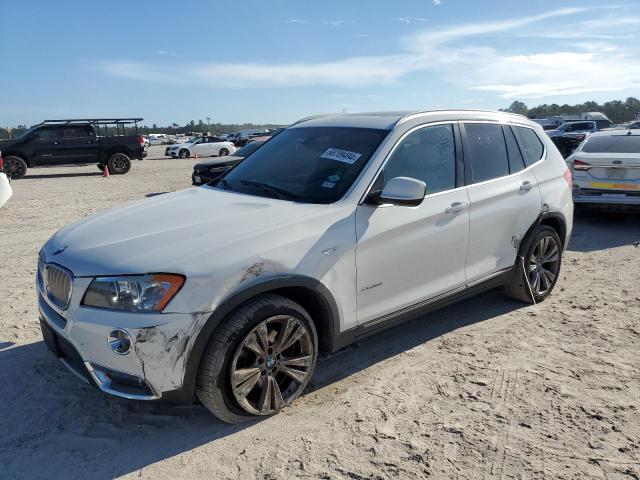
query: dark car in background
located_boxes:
[192,140,266,185]
[0,118,146,179]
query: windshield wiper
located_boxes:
[240,180,300,201]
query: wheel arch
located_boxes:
[518,211,568,257]
[4,152,31,167]
[180,275,340,400]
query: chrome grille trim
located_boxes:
[44,264,73,310]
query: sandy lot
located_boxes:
[1,146,639,479]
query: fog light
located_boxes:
[108,329,132,355]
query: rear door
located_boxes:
[462,122,542,283]
[55,126,99,164]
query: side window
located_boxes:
[464,123,509,183]
[33,127,59,141]
[62,127,91,139]
[513,126,545,166]
[381,124,455,195]
[503,126,526,173]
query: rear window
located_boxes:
[581,135,640,154]
[514,126,545,166]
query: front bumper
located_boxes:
[38,279,198,401]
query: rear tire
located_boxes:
[504,225,562,304]
[196,294,318,424]
[4,156,27,179]
[107,153,131,175]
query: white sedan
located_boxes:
[166,136,236,159]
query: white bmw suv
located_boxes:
[37,111,573,423]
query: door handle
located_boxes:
[445,201,467,214]
[520,180,536,191]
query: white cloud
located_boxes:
[396,17,429,24]
[98,6,640,100]
[320,20,356,27]
[433,0,442,5]
[287,19,308,24]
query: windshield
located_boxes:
[217,126,389,204]
[581,135,640,154]
[186,137,201,144]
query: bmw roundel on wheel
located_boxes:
[37,110,573,423]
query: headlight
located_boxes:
[82,274,185,312]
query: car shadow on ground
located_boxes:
[22,172,103,180]
[568,210,640,252]
[0,290,523,479]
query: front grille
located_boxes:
[44,264,73,310]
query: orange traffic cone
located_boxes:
[103,165,109,178]
[194,151,198,160]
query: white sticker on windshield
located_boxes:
[320,148,362,164]
[321,181,336,189]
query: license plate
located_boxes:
[194,176,201,183]
[606,168,627,179]
[590,182,639,190]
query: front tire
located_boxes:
[107,153,131,175]
[504,225,562,303]
[196,294,318,424]
[4,156,28,179]
[219,148,229,157]
[178,149,190,159]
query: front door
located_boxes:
[30,126,63,165]
[355,123,469,324]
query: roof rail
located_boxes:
[36,118,143,126]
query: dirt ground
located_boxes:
[1,146,639,479]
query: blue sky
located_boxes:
[1,0,639,127]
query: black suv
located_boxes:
[0,118,147,179]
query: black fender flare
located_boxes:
[180,275,340,400]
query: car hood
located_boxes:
[0,138,19,150]
[42,187,329,277]
[194,156,243,168]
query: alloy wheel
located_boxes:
[230,315,314,415]
[111,154,128,173]
[528,235,560,296]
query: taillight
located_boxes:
[137,135,145,146]
[563,168,572,188]
[572,159,591,171]
[0,152,3,171]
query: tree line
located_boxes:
[0,120,284,140]
[500,97,640,124]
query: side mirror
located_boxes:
[374,177,426,207]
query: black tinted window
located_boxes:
[221,127,389,204]
[514,126,545,166]
[62,127,91,139]
[33,127,59,141]
[381,124,455,195]
[582,135,640,153]
[465,123,509,183]
[504,126,526,173]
